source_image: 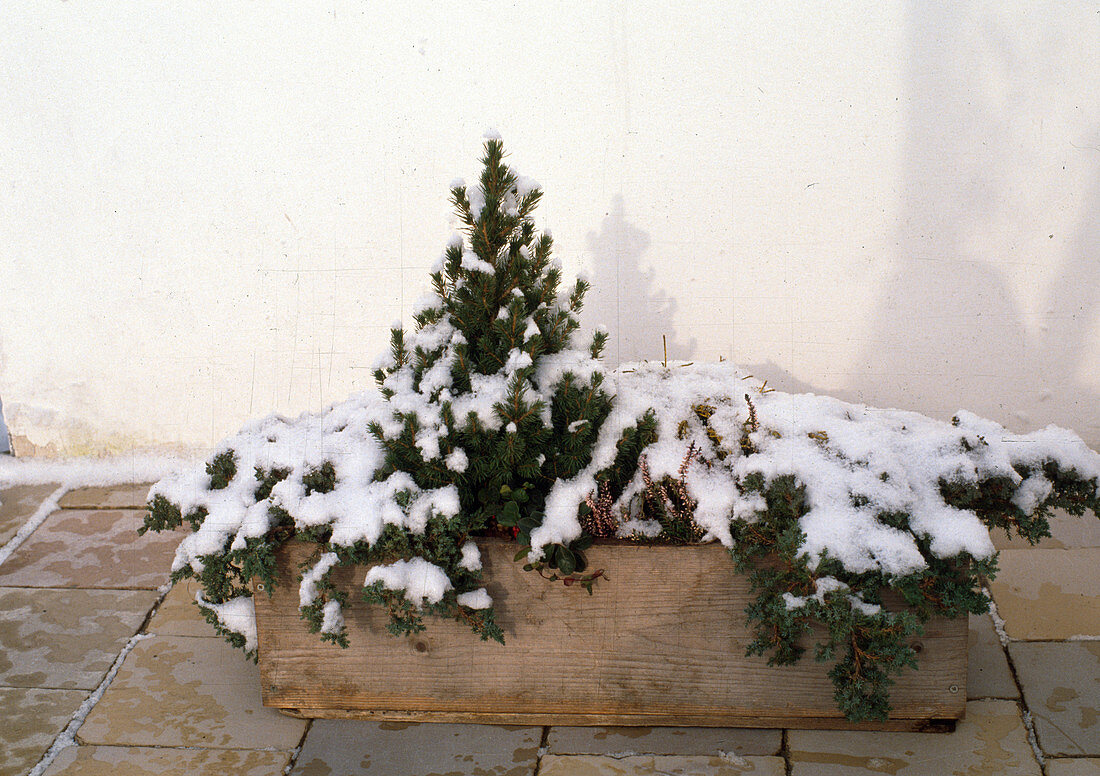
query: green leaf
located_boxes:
[499,501,521,527]
[557,547,577,575]
[513,547,531,563]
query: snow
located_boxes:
[196,593,257,652]
[482,127,502,141]
[149,389,391,572]
[457,588,492,609]
[514,175,540,198]
[411,294,441,315]
[0,455,195,570]
[0,454,192,491]
[445,447,469,473]
[533,349,604,393]
[419,356,455,397]
[450,372,509,431]
[371,349,396,371]
[782,577,882,617]
[459,541,482,571]
[461,250,494,274]
[504,348,533,373]
[320,600,344,635]
[299,552,339,607]
[466,186,486,218]
[415,428,442,460]
[365,557,452,606]
[0,485,66,569]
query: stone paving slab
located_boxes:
[147,580,217,638]
[290,720,540,776]
[539,753,785,775]
[58,483,153,511]
[986,549,1100,640]
[0,483,59,544]
[78,634,306,750]
[1044,759,1100,776]
[991,509,1100,550]
[0,587,156,689]
[967,613,1018,699]
[0,686,87,776]
[1008,641,1100,757]
[788,699,1040,775]
[546,726,781,756]
[0,508,182,589]
[42,745,291,775]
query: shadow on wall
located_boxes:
[844,3,1100,442]
[581,195,696,366]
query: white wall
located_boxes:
[2,1,1098,456]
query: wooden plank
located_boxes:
[254,539,967,729]
[273,708,956,733]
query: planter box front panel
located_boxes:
[254,540,966,729]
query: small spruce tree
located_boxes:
[370,136,613,576]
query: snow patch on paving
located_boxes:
[1021,708,1045,767]
[0,485,66,569]
[981,586,1011,648]
[0,455,192,569]
[0,454,192,491]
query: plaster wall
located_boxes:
[1,1,1097,455]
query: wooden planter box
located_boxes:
[254,539,967,731]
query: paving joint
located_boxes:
[986,585,1048,768]
[27,632,153,776]
[780,728,792,776]
[282,719,312,776]
[532,725,550,775]
[8,484,179,776]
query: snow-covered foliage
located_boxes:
[140,137,1100,721]
[195,593,257,652]
[541,361,1100,575]
[145,360,1100,667]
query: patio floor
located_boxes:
[1,481,1097,775]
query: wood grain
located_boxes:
[254,539,967,729]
